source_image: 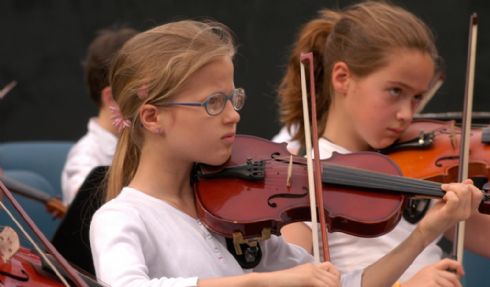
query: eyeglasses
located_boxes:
[159,88,246,116]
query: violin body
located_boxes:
[384,119,490,213]
[195,135,406,240]
[385,119,490,181]
[0,247,65,286]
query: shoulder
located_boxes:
[272,125,301,154]
[91,187,169,226]
[319,137,350,159]
[90,188,151,244]
[92,190,143,227]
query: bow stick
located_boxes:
[300,52,330,262]
[453,12,478,267]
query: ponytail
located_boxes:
[277,10,341,150]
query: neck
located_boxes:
[323,102,370,152]
[130,143,197,218]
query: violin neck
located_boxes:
[321,164,444,198]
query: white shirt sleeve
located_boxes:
[254,235,314,271]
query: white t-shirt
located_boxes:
[61,118,117,205]
[90,187,362,287]
[272,125,301,154]
[272,127,443,281]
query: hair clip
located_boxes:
[109,101,131,132]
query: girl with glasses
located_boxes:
[90,19,342,287]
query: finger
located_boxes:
[442,190,460,210]
[311,269,336,287]
[462,178,474,185]
[320,261,340,276]
[436,258,465,276]
[469,185,484,208]
[437,271,462,287]
[322,272,340,287]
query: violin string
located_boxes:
[267,159,442,197]
[323,165,444,197]
[270,155,443,195]
[0,201,70,286]
[269,156,489,200]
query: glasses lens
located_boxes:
[232,88,246,111]
[206,94,226,115]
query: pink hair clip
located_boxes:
[109,101,131,132]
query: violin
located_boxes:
[382,119,490,213]
[0,180,102,286]
[194,134,490,246]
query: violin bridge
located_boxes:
[287,155,293,187]
[232,228,271,255]
[449,123,457,149]
[0,226,20,263]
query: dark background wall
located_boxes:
[0,0,489,141]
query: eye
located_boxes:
[413,93,424,103]
[207,93,224,106]
[389,87,403,97]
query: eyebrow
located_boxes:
[387,81,428,95]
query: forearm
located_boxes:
[462,213,490,257]
[361,227,426,287]
[198,272,271,287]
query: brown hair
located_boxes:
[277,1,439,149]
[105,20,236,201]
[83,27,138,107]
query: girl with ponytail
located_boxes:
[274,1,487,286]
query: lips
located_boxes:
[221,133,236,144]
[387,127,405,135]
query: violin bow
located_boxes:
[414,72,444,114]
[0,80,17,100]
[300,52,330,262]
[453,13,478,266]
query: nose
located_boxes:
[222,100,240,124]
[396,98,414,124]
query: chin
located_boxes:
[202,151,232,166]
[372,139,397,150]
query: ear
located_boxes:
[100,86,113,108]
[331,61,351,95]
[139,104,163,134]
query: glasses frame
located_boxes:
[159,88,246,116]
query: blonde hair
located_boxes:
[105,20,236,201]
[278,1,439,150]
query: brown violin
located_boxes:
[194,134,490,244]
[0,180,101,287]
[382,119,490,213]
